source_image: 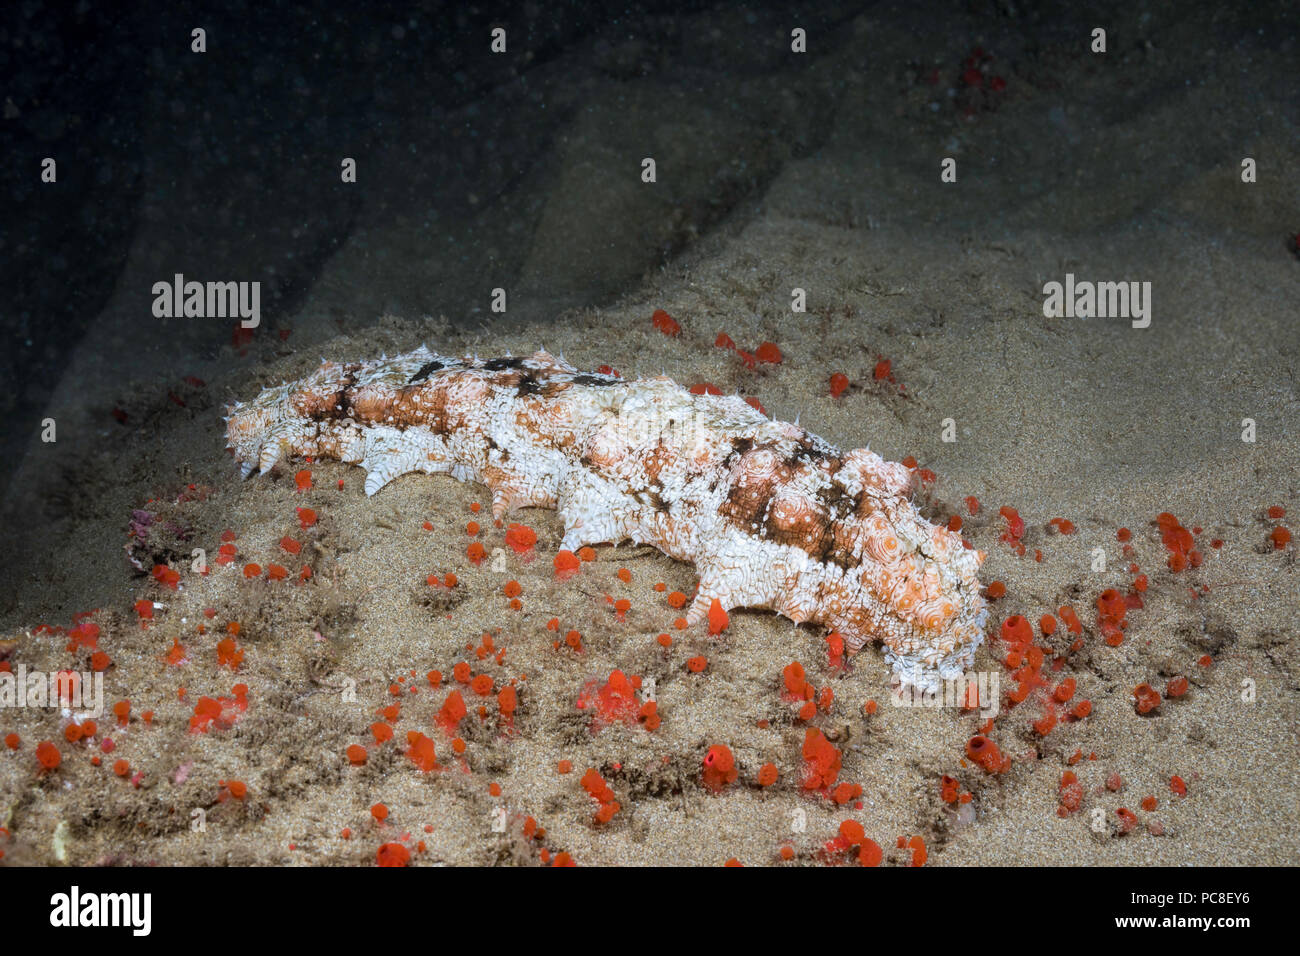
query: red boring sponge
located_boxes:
[651,309,681,337]
[377,842,411,867]
[702,745,738,793]
[1059,771,1083,815]
[576,670,641,729]
[1000,615,1033,646]
[553,549,581,580]
[1096,588,1130,647]
[581,768,620,823]
[505,523,537,555]
[36,740,61,770]
[1132,682,1162,715]
[999,507,1026,555]
[801,729,842,790]
[436,689,467,733]
[782,661,813,701]
[706,598,729,635]
[406,731,440,772]
[966,735,1007,773]
[1156,512,1200,571]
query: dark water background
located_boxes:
[2,0,826,496]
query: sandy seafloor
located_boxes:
[1,1,1298,866]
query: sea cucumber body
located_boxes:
[226,347,987,689]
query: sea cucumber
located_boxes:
[225,346,987,689]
